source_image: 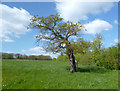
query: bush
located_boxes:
[75,52,94,65]
[56,55,69,61]
[91,46,119,70]
[52,58,57,61]
[56,52,94,66]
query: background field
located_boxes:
[2,59,118,89]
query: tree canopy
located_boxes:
[28,14,85,54]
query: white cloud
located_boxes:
[114,39,120,43]
[4,51,13,53]
[114,20,118,24]
[1,0,120,2]
[114,39,118,43]
[0,36,14,42]
[29,47,45,53]
[110,43,113,45]
[21,50,27,52]
[84,19,112,34]
[55,0,120,2]
[21,47,60,58]
[0,4,32,42]
[4,38,14,42]
[21,47,45,53]
[56,1,114,22]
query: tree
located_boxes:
[15,54,22,59]
[91,33,103,64]
[71,38,91,54]
[6,53,13,59]
[22,54,28,59]
[2,53,8,59]
[28,14,85,72]
[92,33,103,53]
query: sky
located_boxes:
[0,1,119,58]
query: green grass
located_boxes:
[0,59,2,90]
[2,59,118,89]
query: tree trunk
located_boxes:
[68,52,77,72]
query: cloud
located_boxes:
[21,47,45,53]
[21,46,48,54]
[55,0,120,2]
[3,39,14,42]
[114,20,118,24]
[114,20,120,26]
[21,47,60,58]
[0,36,14,42]
[1,0,120,2]
[114,39,118,43]
[110,43,113,45]
[55,1,114,22]
[30,47,45,53]
[83,19,112,34]
[114,39,120,43]
[0,4,32,42]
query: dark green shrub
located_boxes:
[52,58,57,61]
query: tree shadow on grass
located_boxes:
[66,65,109,73]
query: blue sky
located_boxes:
[1,1,119,58]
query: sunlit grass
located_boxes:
[2,59,118,89]
[0,59,2,90]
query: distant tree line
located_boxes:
[1,53,52,60]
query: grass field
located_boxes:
[0,60,2,90]
[2,59,118,89]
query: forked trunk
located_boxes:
[68,52,77,73]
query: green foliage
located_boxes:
[2,53,14,59]
[0,60,1,91]
[52,58,56,61]
[2,60,118,89]
[71,38,91,54]
[93,46,119,70]
[91,33,103,52]
[28,13,85,55]
[28,55,52,60]
[2,53,52,60]
[91,33,103,65]
[56,55,69,61]
[56,53,94,66]
[90,34,119,70]
[75,52,94,65]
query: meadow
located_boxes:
[0,60,2,90]
[2,59,118,89]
